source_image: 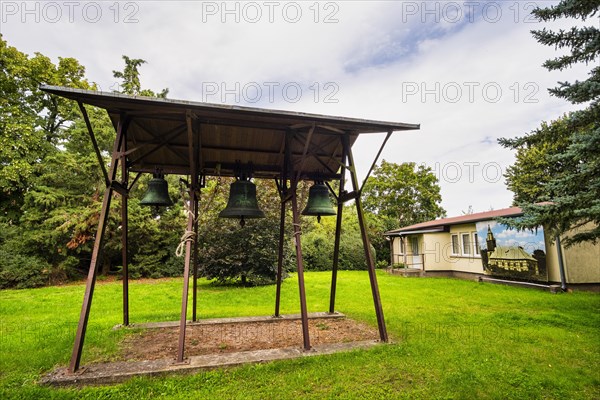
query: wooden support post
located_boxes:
[192,121,202,322]
[274,199,286,317]
[192,194,199,322]
[177,111,198,363]
[275,131,291,317]
[329,140,347,314]
[121,129,129,327]
[291,181,311,350]
[69,114,127,373]
[343,134,388,343]
[176,197,195,363]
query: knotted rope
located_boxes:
[176,180,198,258]
[175,229,196,257]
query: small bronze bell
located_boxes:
[219,178,265,226]
[302,181,336,222]
[140,173,173,207]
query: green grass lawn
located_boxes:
[1,271,599,399]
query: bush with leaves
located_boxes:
[300,206,377,271]
[0,225,50,289]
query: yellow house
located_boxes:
[384,207,600,290]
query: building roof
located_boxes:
[384,207,523,236]
[489,246,536,261]
[41,85,420,180]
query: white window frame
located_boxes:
[398,237,405,255]
[451,234,460,256]
[461,233,472,256]
[473,232,481,257]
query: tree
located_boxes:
[0,43,181,288]
[0,36,90,222]
[501,117,572,205]
[363,160,446,227]
[0,36,97,287]
[112,55,168,98]
[499,0,599,245]
[362,161,446,266]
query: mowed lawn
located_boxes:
[0,271,598,399]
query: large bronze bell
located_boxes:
[219,179,265,226]
[302,181,336,222]
[140,173,173,207]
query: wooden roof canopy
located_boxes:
[41,85,420,181]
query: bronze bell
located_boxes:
[302,181,336,222]
[219,178,265,226]
[140,173,173,207]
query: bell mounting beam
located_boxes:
[128,124,187,165]
[128,172,142,192]
[294,123,315,184]
[291,133,337,176]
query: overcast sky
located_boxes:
[1,0,589,218]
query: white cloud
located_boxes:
[2,0,586,219]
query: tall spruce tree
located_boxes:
[499,0,600,245]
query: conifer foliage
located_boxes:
[499,0,600,245]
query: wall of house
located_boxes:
[444,224,485,274]
[419,232,449,270]
[390,237,405,266]
[545,225,600,284]
[389,221,599,284]
[390,224,484,273]
[564,240,600,283]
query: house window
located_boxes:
[411,237,419,255]
[461,233,471,256]
[398,237,405,255]
[473,232,481,256]
[451,234,460,255]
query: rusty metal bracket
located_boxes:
[338,190,358,204]
[78,102,109,187]
[359,130,392,195]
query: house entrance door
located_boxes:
[411,237,422,269]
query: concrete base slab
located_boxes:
[41,340,381,386]
[41,312,380,387]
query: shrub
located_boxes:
[301,228,376,271]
